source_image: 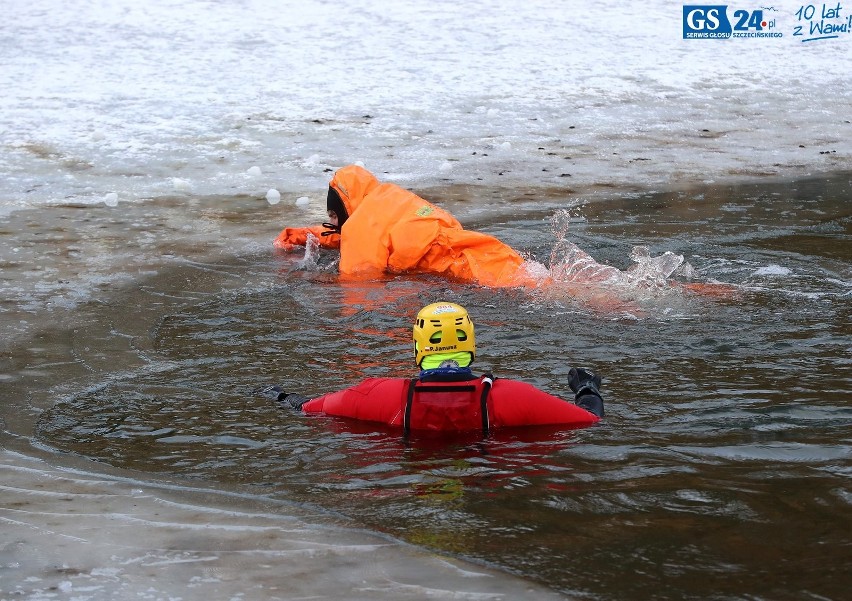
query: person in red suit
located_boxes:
[268,302,604,435]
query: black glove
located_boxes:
[255,385,287,402]
[282,393,309,410]
[255,385,309,410]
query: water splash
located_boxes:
[625,246,691,288]
[540,209,693,292]
[291,233,322,271]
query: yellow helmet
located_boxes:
[413,302,476,367]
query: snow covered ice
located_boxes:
[0,450,567,601]
[1,0,849,215]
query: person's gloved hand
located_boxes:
[568,368,602,396]
[255,385,310,410]
[282,393,309,410]
[256,385,287,401]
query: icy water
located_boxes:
[4,173,849,600]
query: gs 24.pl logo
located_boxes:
[683,5,782,38]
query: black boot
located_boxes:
[569,368,604,418]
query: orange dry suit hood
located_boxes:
[324,165,380,233]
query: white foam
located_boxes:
[754,264,793,276]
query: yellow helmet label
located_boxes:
[426,344,458,352]
[430,303,457,314]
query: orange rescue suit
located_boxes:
[274,165,527,287]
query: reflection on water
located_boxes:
[31,174,852,600]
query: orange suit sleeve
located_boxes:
[273,225,340,251]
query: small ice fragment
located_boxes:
[91,130,105,141]
[439,161,453,172]
[754,264,791,276]
[295,196,310,207]
[354,161,365,167]
[304,154,320,166]
[247,166,262,176]
[487,108,499,117]
[103,192,118,207]
[266,189,281,205]
[499,141,512,150]
[172,178,192,192]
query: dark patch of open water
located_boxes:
[10,174,851,600]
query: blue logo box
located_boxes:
[683,5,733,38]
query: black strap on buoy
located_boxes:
[403,378,418,437]
[479,373,494,436]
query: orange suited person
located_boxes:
[273,165,529,288]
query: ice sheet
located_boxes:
[0,449,568,600]
[1,0,849,215]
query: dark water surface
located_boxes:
[6,174,851,600]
